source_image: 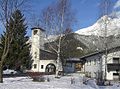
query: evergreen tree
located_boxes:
[0,10,31,71]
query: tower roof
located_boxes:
[31,27,45,32]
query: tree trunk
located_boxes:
[55,52,63,78]
[0,54,8,83]
[56,54,60,77]
[0,61,3,83]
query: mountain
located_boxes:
[44,33,92,58]
[75,15,120,36]
[75,33,120,50]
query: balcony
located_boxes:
[107,63,120,72]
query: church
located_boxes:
[30,27,56,74]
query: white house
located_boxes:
[81,46,120,81]
[30,27,56,73]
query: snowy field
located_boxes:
[0,74,120,89]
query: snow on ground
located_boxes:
[0,74,120,89]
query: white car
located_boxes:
[3,69,17,74]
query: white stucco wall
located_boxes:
[31,28,56,73]
[84,54,101,78]
[105,50,120,80]
[31,60,56,72]
[31,28,45,50]
[84,49,120,80]
[38,60,56,72]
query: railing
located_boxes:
[107,63,120,72]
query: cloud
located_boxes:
[111,0,120,18]
[114,0,120,9]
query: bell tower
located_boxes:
[31,27,45,71]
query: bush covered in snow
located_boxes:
[3,69,17,74]
[32,76,45,82]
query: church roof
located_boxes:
[40,49,57,60]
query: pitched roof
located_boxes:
[80,46,120,60]
[40,49,57,60]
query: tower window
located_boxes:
[94,59,96,65]
[41,65,44,69]
[34,52,37,58]
[34,64,37,69]
[34,52,37,54]
[33,30,38,35]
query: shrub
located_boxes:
[27,72,47,82]
[33,76,45,82]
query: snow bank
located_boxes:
[86,79,99,89]
[0,75,92,89]
[0,74,119,89]
[3,69,17,74]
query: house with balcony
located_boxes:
[80,46,120,81]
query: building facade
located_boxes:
[81,47,120,81]
[30,27,56,73]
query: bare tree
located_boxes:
[39,0,75,77]
[0,0,26,83]
[99,0,112,81]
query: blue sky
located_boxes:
[0,0,119,36]
[71,0,100,29]
[26,0,118,35]
[29,0,100,31]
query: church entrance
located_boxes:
[45,64,56,74]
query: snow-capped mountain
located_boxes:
[75,15,120,36]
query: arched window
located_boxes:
[33,30,38,35]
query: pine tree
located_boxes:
[0,10,31,71]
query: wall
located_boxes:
[31,28,56,72]
[83,48,120,80]
[105,49,120,80]
[32,60,56,72]
[63,63,75,73]
[84,54,102,78]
